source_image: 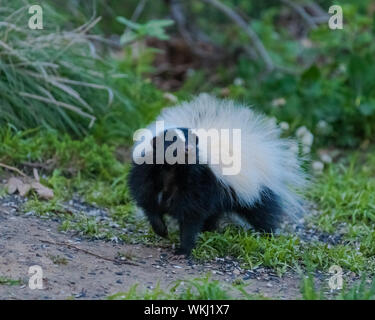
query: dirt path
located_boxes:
[0,197,304,300]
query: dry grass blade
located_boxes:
[0,163,27,177]
[24,71,114,108]
[19,92,96,127]
[48,80,94,113]
[40,240,139,266]
[0,1,119,135]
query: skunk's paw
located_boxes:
[155,227,168,238]
[174,247,191,257]
[150,218,168,238]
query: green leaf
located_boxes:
[117,18,174,42]
[119,31,139,45]
[301,65,321,83]
[116,17,141,30]
[146,19,175,28]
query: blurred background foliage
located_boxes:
[1,0,374,149]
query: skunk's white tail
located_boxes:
[153,94,307,218]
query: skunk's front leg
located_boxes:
[176,216,204,256]
[202,214,221,232]
[144,209,168,238]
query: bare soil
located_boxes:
[0,196,304,300]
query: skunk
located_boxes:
[128,94,306,255]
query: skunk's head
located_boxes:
[152,128,200,165]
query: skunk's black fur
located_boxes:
[128,128,283,255]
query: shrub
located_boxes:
[0,1,120,136]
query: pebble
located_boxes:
[233,269,240,275]
[243,274,252,281]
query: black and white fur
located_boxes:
[128,94,306,255]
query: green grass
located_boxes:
[338,278,375,300]
[0,276,23,286]
[0,128,124,179]
[0,185,7,198]
[193,227,370,276]
[309,153,375,232]
[1,127,375,283]
[308,151,375,267]
[189,149,375,275]
[48,255,68,265]
[301,274,375,300]
[109,274,375,300]
[108,275,264,300]
[1,0,374,301]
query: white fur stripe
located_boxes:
[151,94,307,214]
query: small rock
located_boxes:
[233,269,240,276]
[320,153,332,164]
[312,161,324,174]
[163,92,178,104]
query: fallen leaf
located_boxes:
[6,176,54,200]
[18,182,31,197]
[6,177,23,194]
[31,182,54,200]
[33,168,40,182]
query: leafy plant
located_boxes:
[0,1,116,136]
[0,276,23,286]
[117,17,174,44]
[108,275,258,300]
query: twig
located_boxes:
[0,163,27,177]
[168,0,216,58]
[123,0,149,38]
[312,16,330,24]
[201,0,275,72]
[306,2,330,20]
[33,168,40,182]
[280,0,317,29]
[130,0,149,23]
[40,240,139,266]
[21,159,56,172]
[170,0,194,44]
